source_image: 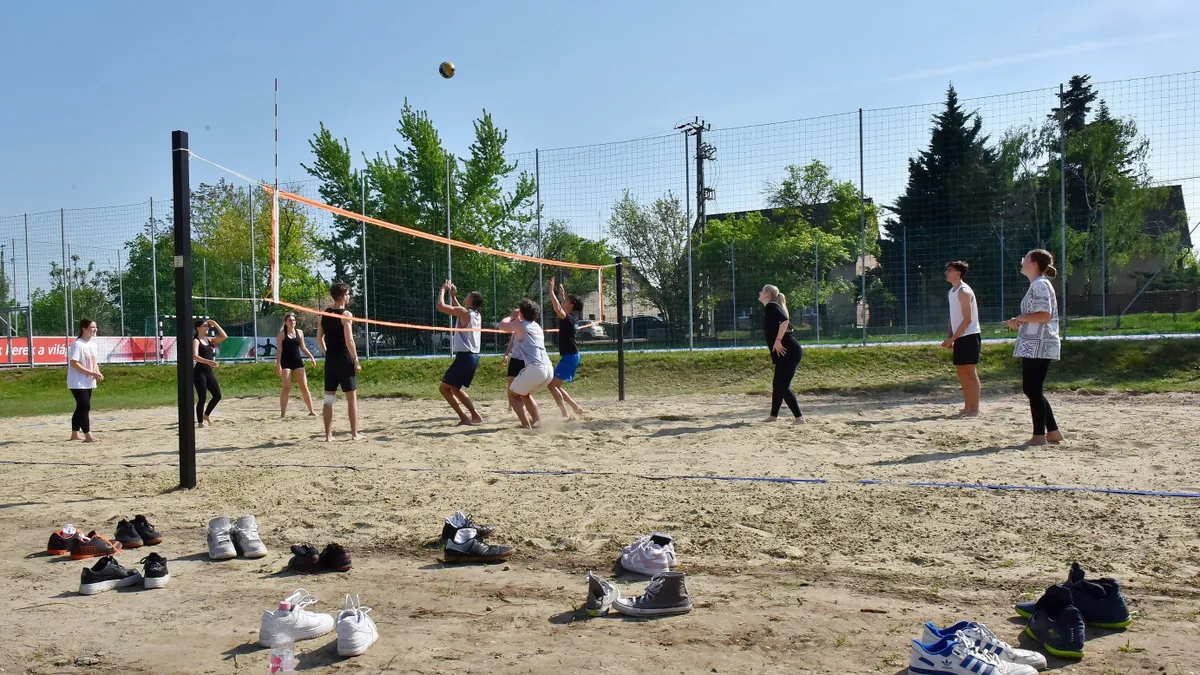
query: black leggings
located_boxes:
[70,389,92,434]
[770,341,803,418]
[194,365,222,422]
[1021,357,1058,436]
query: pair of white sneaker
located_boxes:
[910,621,1047,675]
[259,590,379,657]
[618,533,677,576]
[208,515,268,560]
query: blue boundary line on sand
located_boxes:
[3,459,1198,498]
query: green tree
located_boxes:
[888,84,1005,323]
[304,103,538,348]
[32,258,116,336]
[608,191,689,332]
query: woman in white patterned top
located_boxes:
[1004,249,1064,447]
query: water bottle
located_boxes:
[268,602,295,673]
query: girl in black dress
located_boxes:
[193,319,228,428]
[758,285,805,424]
[276,312,318,418]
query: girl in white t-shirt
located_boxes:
[67,318,103,442]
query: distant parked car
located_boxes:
[578,320,607,340]
[624,315,665,340]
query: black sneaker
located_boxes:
[132,515,163,546]
[1015,562,1131,629]
[444,537,513,564]
[319,543,353,572]
[1024,584,1086,659]
[287,544,322,574]
[79,555,142,595]
[140,553,170,589]
[115,519,143,549]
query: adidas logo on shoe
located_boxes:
[922,621,1046,670]
[909,633,1039,675]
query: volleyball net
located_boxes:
[187,150,613,358]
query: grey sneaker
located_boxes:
[585,571,620,617]
[612,572,692,617]
[444,529,513,564]
[231,515,268,558]
[207,517,236,560]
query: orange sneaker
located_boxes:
[70,530,121,560]
[47,524,80,555]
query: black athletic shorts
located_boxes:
[324,354,358,393]
[506,357,525,378]
[952,333,982,366]
[443,352,480,389]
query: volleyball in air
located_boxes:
[439,61,455,79]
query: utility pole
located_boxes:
[676,117,714,350]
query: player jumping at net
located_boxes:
[276,312,318,418]
[942,261,982,417]
[68,318,103,443]
[193,318,227,428]
[435,280,484,426]
[759,285,805,424]
[498,298,554,429]
[317,282,362,442]
[547,277,585,419]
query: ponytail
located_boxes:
[762,284,789,318]
[1028,249,1057,278]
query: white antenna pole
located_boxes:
[272,77,280,303]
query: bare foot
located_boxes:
[82,435,99,443]
[70,433,83,441]
[793,417,807,425]
[349,433,363,441]
[1046,431,1065,443]
[469,415,483,425]
[960,410,981,418]
[1020,436,1049,448]
[307,410,317,417]
[763,416,779,423]
[324,434,334,442]
[203,415,213,426]
[456,419,483,427]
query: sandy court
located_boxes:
[2,389,1199,674]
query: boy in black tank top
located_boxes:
[316,282,362,441]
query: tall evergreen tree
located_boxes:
[887,84,1003,323]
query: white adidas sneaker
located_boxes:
[619,534,676,576]
[231,515,268,558]
[922,621,1047,670]
[910,633,1039,675]
[336,595,379,657]
[258,589,335,648]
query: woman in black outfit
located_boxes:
[276,312,318,418]
[759,285,805,424]
[193,318,227,428]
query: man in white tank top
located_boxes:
[942,261,982,417]
[436,281,484,425]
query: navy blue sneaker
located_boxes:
[1023,584,1086,659]
[1015,562,1131,629]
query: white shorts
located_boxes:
[510,363,554,396]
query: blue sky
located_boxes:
[2,0,1198,217]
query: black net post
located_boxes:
[172,130,196,489]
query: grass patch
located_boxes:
[2,339,1199,418]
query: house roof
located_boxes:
[1145,185,1191,248]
